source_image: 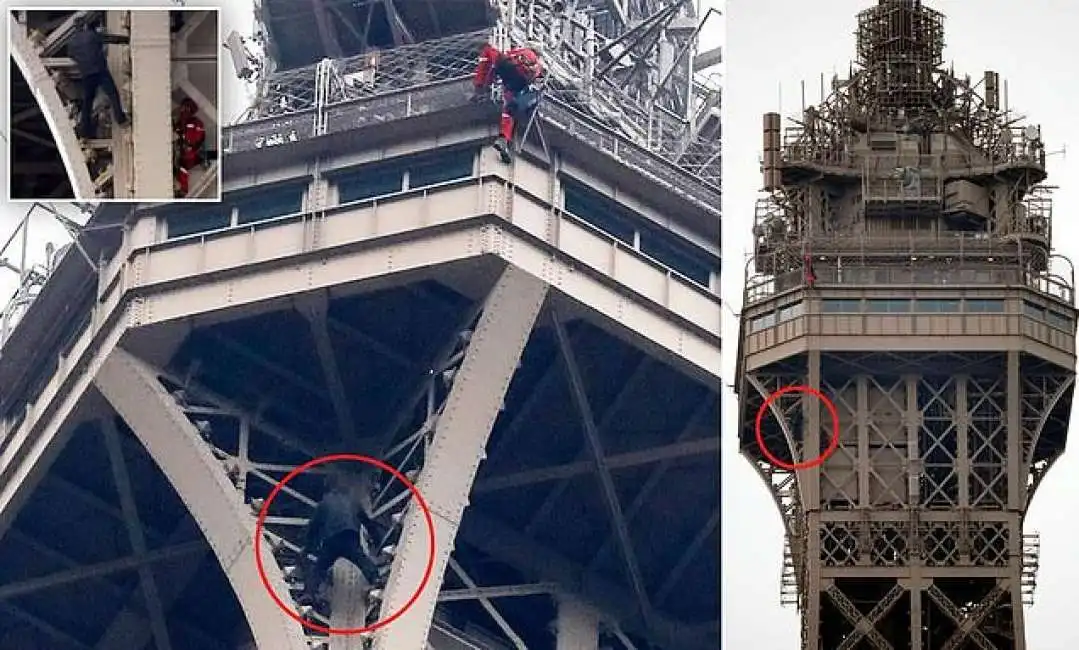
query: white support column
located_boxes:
[555,595,600,650]
[372,267,549,650]
[329,560,367,650]
[128,10,174,198]
[106,11,131,196]
[93,347,311,650]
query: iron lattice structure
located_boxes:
[737,1,1076,648]
[234,0,721,186]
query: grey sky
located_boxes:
[723,1,1079,647]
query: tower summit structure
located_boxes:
[737,1,1075,648]
[0,1,719,649]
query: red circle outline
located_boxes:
[754,385,840,470]
[253,454,436,635]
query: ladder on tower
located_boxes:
[780,535,800,609]
[1021,532,1040,607]
[162,309,485,649]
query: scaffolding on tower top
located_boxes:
[228,0,721,187]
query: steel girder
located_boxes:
[739,351,1063,649]
[93,347,311,650]
[7,11,95,199]
[371,266,549,649]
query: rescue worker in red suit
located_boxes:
[174,98,206,198]
[472,41,545,163]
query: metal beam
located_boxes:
[101,418,173,650]
[93,347,310,650]
[447,559,527,649]
[475,437,718,494]
[0,602,90,650]
[653,508,718,606]
[438,582,560,602]
[94,520,215,650]
[523,356,652,535]
[460,511,708,650]
[0,541,204,600]
[310,0,344,58]
[372,267,548,650]
[6,523,227,650]
[128,10,175,199]
[552,311,654,632]
[299,294,357,441]
[582,399,713,573]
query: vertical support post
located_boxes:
[128,10,174,198]
[328,559,367,650]
[555,595,600,650]
[803,349,821,649]
[1006,351,1021,509]
[106,10,132,196]
[856,375,869,507]
[956,376,970,508]
[371,267,549,650]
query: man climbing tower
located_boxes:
[299,471,389,611]
[67,13,130,139]
[173,98,206,198]
[472,40,546,163]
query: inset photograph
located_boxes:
[7,7,221,201]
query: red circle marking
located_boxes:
[754,385,840,471]
[253,454,436,635]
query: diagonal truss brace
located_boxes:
[93,347,310,650]
[552,309,654,631]
[100,418,173,650]
[929,582,1006,650]
[371,267,548,650]
[825,582,902,650]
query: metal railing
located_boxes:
[240,8,721,185]
[745,262,1075,306]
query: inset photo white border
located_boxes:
[5,5,223,203]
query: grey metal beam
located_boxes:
[438,583,560,602]
[582,399,713,573]
[100,418,173,650]
[380,0,414,46]
[0,602,89,650]
[523,356,653,535]
[310,0,344,58]
[475,437,718,494]
[299,294,357,442]
[460,511,706,650]
[552,311,654,632]
[0,541,205,600]
[94,519,214,650]
[94,347,310,650]
[653,508,718,606]
[447,559,526,649]
[372,267,548,650]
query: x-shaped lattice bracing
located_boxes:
[820,378,859,508]
[926,582,1006,650]
[825,582,903,650]
[967,378,1007,508]
[919,377,960,508]
[866,377,909,507]
[922,523,961,566]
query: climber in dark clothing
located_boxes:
[67,13,130,139]
[300,472,386,606]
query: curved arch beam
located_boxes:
[94,347,310,650]
[8,12,95,199]
[1022,375,1074,479]
[372,267,549,650]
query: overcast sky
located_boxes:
[722,1,1079,648]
